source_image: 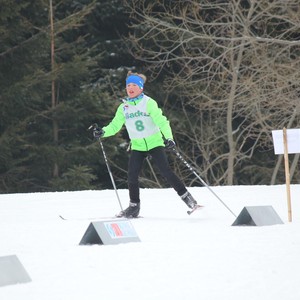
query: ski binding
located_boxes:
[187,204,204,215]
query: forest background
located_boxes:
[0,0,300,194]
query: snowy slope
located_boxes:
[0,185,300,300]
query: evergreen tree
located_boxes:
[0,0,134,193]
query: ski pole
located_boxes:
[172,148,236,217]
[88,124,124,211]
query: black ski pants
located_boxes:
[128,146,187,203]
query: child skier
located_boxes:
[93,71,200,217]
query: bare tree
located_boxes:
[124,0,300,185]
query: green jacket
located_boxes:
[102,95,173,151]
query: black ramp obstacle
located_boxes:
[232,206,284,226]
[79,219,141,245]
[0,255,32,287]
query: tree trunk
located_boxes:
[50,0,59,178]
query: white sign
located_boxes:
[272,129,300,154]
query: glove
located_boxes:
[93,127,105,139]
[164,138,176,150]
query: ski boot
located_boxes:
[116,202,140,218]
[181,191,197,209]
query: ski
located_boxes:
[59,215,142,221]
[59,215,119,221]
[187,204,204,215]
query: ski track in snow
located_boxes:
[0,185,300,300]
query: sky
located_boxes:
[0,185,300,300]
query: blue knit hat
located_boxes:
[126,75,144,89]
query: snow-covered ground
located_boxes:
[0,185,300,300]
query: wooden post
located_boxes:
[283,127,292,222]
